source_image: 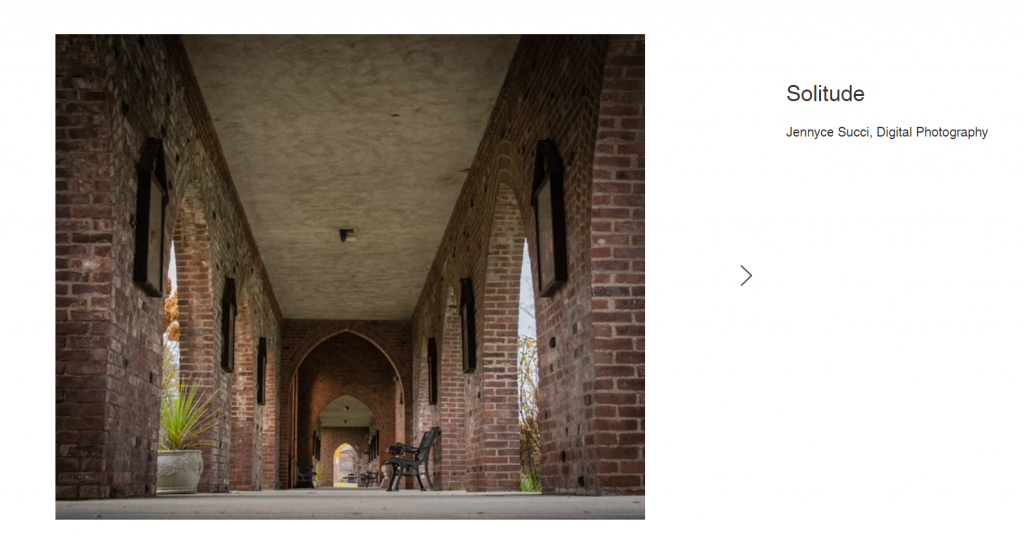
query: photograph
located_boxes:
[54,32,645,520]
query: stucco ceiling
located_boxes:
[182,35,519,319]
[319,395,374,428]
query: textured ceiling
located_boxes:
[182,35,519,319]
[319,395,374,428]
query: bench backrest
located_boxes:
[293,458,314,480]
[414,426,440,463]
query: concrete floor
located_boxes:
[55,487,645,519]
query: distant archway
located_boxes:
[333,444,357,486]
[317,396,375,485]
[292,333,398,489]
[277,322,411,489]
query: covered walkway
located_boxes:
[55,33,644,502]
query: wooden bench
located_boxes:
[383,426,440,491]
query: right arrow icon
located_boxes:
[741,265,752,286]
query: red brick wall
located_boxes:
[409,35,645,494]
[172,178,231,493]
[56,35,283,499]
[229,291,259,490]
[261,346,279,489]
[409,35,609,494]
[411,339,432,440]
[438,300,466,489]
[471,183,528,491]
[294,333,399,476]
[318,427,370,484]
[588,35,645,494]
[56,34,120,500]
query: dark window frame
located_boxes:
[460,278,477,373]
[132,138,168,298]
[531,139,569,297]
[428,337,438,405]
[256,337,267,405]
[220,277,236,373]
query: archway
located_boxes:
[172,178,231,493]
[463,180,529,492]
[317,396,375,486]
[516,240,540,490]
[292,333,400,486]
[277,323,410,489]
[332,444,358,487]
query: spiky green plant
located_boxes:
[159,377,219,450]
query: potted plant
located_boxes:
[157,377,219,494]
[314,462,323,487]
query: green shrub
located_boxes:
[519,473,541,492]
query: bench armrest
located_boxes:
[393,442,420,455]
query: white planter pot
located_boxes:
[157,450,204,494]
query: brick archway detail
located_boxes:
[466,178,527,491]
[286,323,406,386]
[278,321,411,488]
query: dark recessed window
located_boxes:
[460,278,477,373]
[220,278,236,373]
[256,337,267,405]
[132,138,167,298]
[428,338,438,405]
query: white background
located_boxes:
[5,0,1023,535]
[665,2,1024,536]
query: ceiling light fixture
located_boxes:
[339,228,357,242]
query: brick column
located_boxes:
[467,182,525,491]
[438,304,466,489]
[588,34,645,495]
[56,34,121,500]
[229,294,258,490]
[173,188,231,493]
[260,348,278,488]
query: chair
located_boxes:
[357,471,377,488]
[383,426,440,492]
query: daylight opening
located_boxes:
[518,240,540,492]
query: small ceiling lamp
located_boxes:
[339,228,357,242]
